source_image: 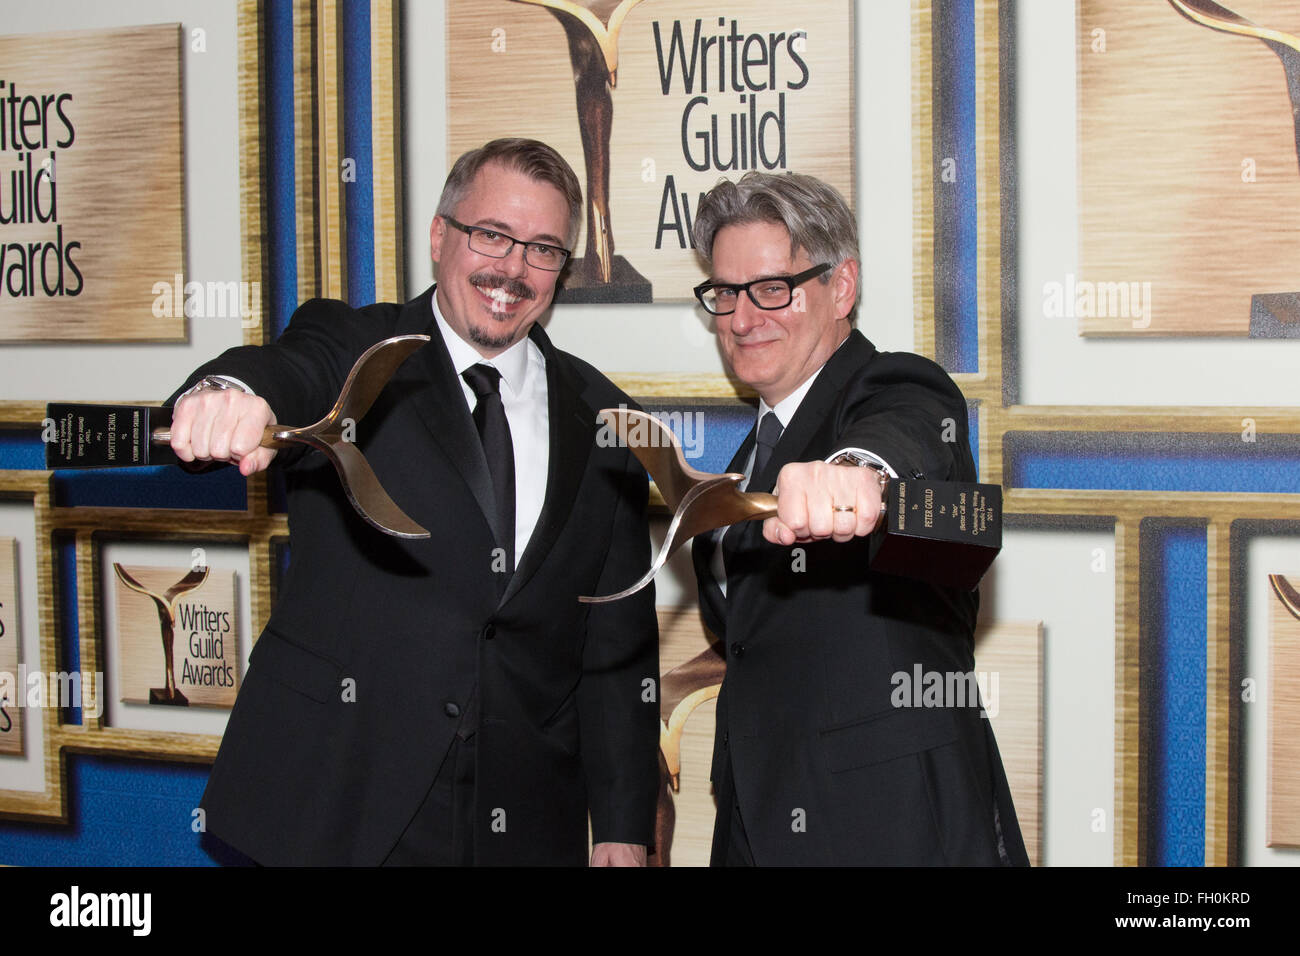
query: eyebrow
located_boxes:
[706,273,791,285]
[472,218,567,248]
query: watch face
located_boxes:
[830,452,871,467]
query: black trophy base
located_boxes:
[149,687,189,706]
[869,480,1002,591]
[555,255,652,304]
[45,403,178,469]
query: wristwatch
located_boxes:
[177,375,253,402]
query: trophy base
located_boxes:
[556,256,652,304]
[1249,292,1300,338]
[45,403,178,468]
[869,480,1001,591]
[149,687,189,706]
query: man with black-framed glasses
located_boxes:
[170,138,660,867]
[690,170,1027,867]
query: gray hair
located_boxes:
[437,138,584,246]
[691,171,859,273]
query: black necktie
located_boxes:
[462,364,515,577]
[751,411,784,484]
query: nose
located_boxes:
[500,241,529,277]
[728,293,765,336]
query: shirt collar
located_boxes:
[431,290,532,396]
[757,333,853,428]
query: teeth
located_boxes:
[482,287,520,305]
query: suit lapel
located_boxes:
[396,286,499,540]
[707,421,759,600]
[500,325,594,606]
[748,331,876,494]
[718,424,758,567]
[747,332,875,494]
[719,332,878,582]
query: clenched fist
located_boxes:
[170,385,278,476]
[763,460,887,546]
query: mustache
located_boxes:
[469,272,535,301]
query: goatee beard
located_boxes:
[468,324,518,350]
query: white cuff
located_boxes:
[825,447,898,479]
[176,375,255,402]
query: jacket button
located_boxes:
[444,701,461,718]
[482,624,496,640]
[729,642,745,658]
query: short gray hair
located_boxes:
[692,171,859,271]
[438,138,584,246]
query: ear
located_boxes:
[430,216,447,264]
[832,258,860,320]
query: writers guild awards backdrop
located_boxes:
[111,564,239,710]
[446,0,854,303]
[0,538,20,755]
[1077,0,1300,337]
[0,24,183,341]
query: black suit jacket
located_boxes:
[693,330,1028,865]
[191,286,659,865]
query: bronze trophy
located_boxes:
[580,407,1002,603]
[513,0,653,301]
[46,335,431,538]
[113,564,209,706]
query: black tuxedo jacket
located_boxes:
[693,330,1028,865]
[190,286,659,865]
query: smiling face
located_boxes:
[709,220,858,407]
[429,161,571,358]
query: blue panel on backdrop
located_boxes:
[1006,431,1300,493]
[933,0,979,374]
[642,403,755,476]
[1145,523,1206,867]
[56,535,81,724]
[342,0,375,306]
[0,755,226,866]
[0,432,45,470]
[267,0,298,340]
[52,466,246,511]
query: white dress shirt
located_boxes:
[432,297,550,563]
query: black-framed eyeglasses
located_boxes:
[693,263,833,315]
[443,216,572,272]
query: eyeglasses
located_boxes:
[693,263,833,315]
[442,217,572,272]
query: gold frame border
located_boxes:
[0,472,62,821]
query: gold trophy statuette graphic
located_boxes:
[513,0,653,302]
[1269,573,1300,620]
[1169,0,1300,170]
[113,564,209,706]
[1168,0,1300,334]
[651,642,725,866]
